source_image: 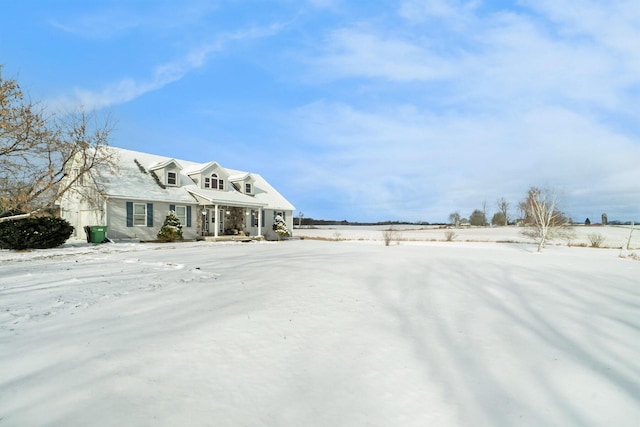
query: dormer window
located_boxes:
[148,159,183,187]
[204,173,224,190]
[245,183,252,194]
[167,171,178,186]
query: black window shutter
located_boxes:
[170,204,175,211]
[147,203,153,227]
[186,206,192,227]
[126,202,133,227]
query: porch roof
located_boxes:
[185,185,267,208]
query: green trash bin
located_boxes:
[89,226,108,243]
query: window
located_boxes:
[72,168,84,186]
[127,202,153,227]
[175,206,186,225]
[167,171,177,186]
[204,173,223,190]
[170,204,191,227]
[245,183,252,194]
[133,203,147,226]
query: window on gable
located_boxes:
[133,203,147,226]
[167,171,177,186]
[204,173,223,190]
[245,183,252,194]
[213,174,223,189]
[72,168,84,186]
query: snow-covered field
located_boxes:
[1,227,639,426]
[294,224,640,248]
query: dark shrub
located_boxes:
[0,216,74,249]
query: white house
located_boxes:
[57,147,295,241]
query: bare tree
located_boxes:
[0,67,115,222]
[520,186,570,252]
[626,222,635,251]
[482,200,487,225]
[448,212,460,228]
[496,197,509,226]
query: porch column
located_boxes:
[201,207,207,236]
[214,204,219,238]
[257,207,262,237]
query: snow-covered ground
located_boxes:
[1,228,639,426]
[294,224,640,248]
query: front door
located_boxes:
[203,209,210,234]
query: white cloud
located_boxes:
[307,0,340,9]
[285,100,640,222]
[398,0,479,23]
[48,12,140,40]
[311,5,638,111]
[48,2,222,40]
[313,29,453,82]
[51,48,215,111]
[50,23,285,111]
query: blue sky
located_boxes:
[2,0,639,223]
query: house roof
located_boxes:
[185,186,266,207]
[228,172,251,182]
[148,158,183,171]
[96,147,295,210]
[183,160,222,175]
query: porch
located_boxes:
[198,205,264,239]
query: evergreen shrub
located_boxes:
[157,211,183,242]
[272,215,290,239]
[0,216,74,249]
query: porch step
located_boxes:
[202,235,264,242]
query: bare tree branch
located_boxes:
[1,67,116,222]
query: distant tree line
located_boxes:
[295,218,432,227]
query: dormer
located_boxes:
[148,159,183,187]
[186,161,229,191]
[229,172,256,195]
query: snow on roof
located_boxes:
[148,158,183,171]
[99,147,295,210]
[228,172,250,182]
[185,185,265,207]
[183,160,221,175]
